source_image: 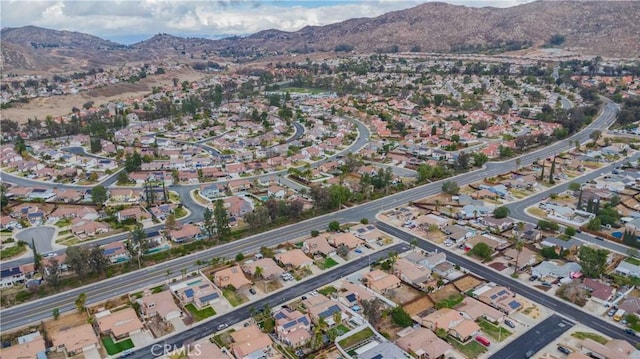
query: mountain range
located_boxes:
[2,1,639,72]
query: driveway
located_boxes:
[130,330,155,348]
[82,347,102,359]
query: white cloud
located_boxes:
[0,0,536,43]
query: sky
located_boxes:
[1,0,536,44]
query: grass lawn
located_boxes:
[318,285,338,296]
[223,288,247,307]
[185,303,216,321]
[338,327,374,349]
[436,294,465,309]
[478,320,512,341]
[55,218,72,227]
[571,331,608,344]
[102,337,134,355]
[316,257,339,270]
[174,207,187,218]
[328,324,350,339]
[626,257,640,266]
[150,285,165,294]
[449,338,487,358]
[211,329,236,347]
[0,243,27,259]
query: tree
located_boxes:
[493,206,510,219]
[31,239,42,272]
[623,230,640,249]
[126,222,148,269]
[541,246,562,259]
[214,200,230,240]
[311,230,320,237]
[164,213,178,231]
[328,221,341,232]
[91,185,108,205]
[537,220,560,232]
[337,244,349,258]
[513,240,524,274]
[66,246,89,277]
[235,252,245,262]
[390,307,413,327]
[473,153,489,167]
[52,308,60,320]
[578,246,609,278]
[90,136,102,153]
[442,180,460,198]
[203,208,216,240]
[44,258,61,288]
[117,171,130,185]
[565,227,577,237]
[88,245,109,275]
[549,157,556,184]
[469,242,493,261]
[568,182,582,192]
[254,266,264,280]
[75,292,87,313]
[360,218,369,225]
[590,130,602,143]
[361,298,384,328]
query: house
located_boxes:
[415,214,450,229]
[51,323,99,356]
[274,249,313,269]
[302,294,348,325]
[474,285,522,314]
[456,297,504,323]
[350,224,385,244]
[465,235,500,253]
[582,278,616,303]
[363,269,401,294]
[102,241,130,264]
[502,246,538,270]
[213,265,252,290]
[267,184,287,199]
[242,257,284,280]
[619,297,640,315]
[541,237,582,253]
[200,183,224,199]
[1,266,25,287]
[95,308,144,340]
[0,332,46,359]
[167,224,201,243]
[140,291,182,321]
[357,342,412,359]
[326,232,363,249]
[480,217,514,232]
[171,277,221,309]
[340,280,375,305]
[227,179,252,193]
[577,338,637,359]
[443,225,473,244]
[110,188,142,203]
[393,258,432,290]
[223,196,254,218]
[422,252,447,270]
[395,326,452,359]
[419,308,479,343]
[533,260,582,279]
[230,324,273,359]
[71,219,110,237]
[302,236,336,257]
[273,308,312,348]
[615,259,640,277]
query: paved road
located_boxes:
[62,146,114,160]
[506,152,640,255]
[377,222,640,347]
[489,314,574,359]
[14,226,56,253]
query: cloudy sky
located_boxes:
[1,0,535,44]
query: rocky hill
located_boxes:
[2,1,638,72]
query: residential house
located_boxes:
[273,308,312,348]
[242,258,284,280]
[71,219,110,237]
[615,259,640,277]
[480,217,514,232]
[102,241,130,264]
[350,224,385,244]
[582,278,616,304]
[117,207,151,222]
[533,260,582,279]
[267,185,287,199]
[326,232,363,250]
[619,297,640,315]
[274,249,313,269]
[227,179,252,193]
[393,258,432,290]
[339,280,375,306]
[110,188,142,203]
[167,224,201,243]
[465,235,500,253]
[419,308,479,343]
[302,294,348,326]
[51,324,99,356]
[363,269,401,294]
[213,265,252,291]
[223,196,253,218]
[475,285,522,314]
[456,297,504,323]
[415,214,450,230]
[230,324,273,359]
[95,308,143,340]
[502,246,538,270]
[171,278,221,309]
[0,332,46,359]
[190,342,226,359]
[302,236,336,257]
[395,326,452,359]
[200,183,224,199]
[140,291,182,321]
[443,225,473,244]
[577,339,637,359]
[541,237,581,254]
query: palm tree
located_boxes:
[254,266,264,280]
[312,317,329,349]
[434,199,441,212]
[514,240,524,275]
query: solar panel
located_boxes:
[103,248,118,255]
[319,305,341,319]
[275,312,288,320]
[371,355,383,359]
[298,317,309,326]
[184,289,194,298]
[346,293,357,303]
[199,284,209,289]
[283,321,297,329]
[199,293,219,302]
[508,300,521,309]
[497,290,508,297]
[357,228,366,233]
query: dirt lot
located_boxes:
[429,283,461,303]
[2,68,207,124]
[402,295,434,316]
[453,275,484,293]
[44,311,88,336]
[387,284,423,305]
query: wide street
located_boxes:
[0,100,622,333]
[378,222,640,347]
[489,314,575,359]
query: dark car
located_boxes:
[529,275,538,282]
[625,328,637,336]
[249,288,257,295]
[608,308,617,317]
[504,319,516,328]
[596,237,604,241]
[557,346,572,355]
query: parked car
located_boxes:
[217,323,228,330]
[608,308,617,317]
[596,237,604,241]
[625,328,636,336]
[475,336,490,347]
[525,350,535,358]
[504,319,516,329]
[557,346,572,355]
[529,275,538,282]
[249,288,257,295]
